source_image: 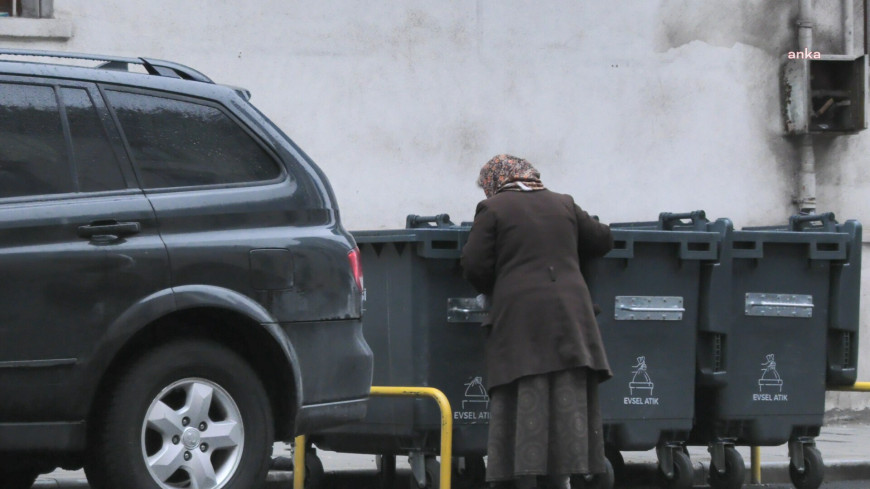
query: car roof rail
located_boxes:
[0,48,213,83]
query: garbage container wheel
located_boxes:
[303,449,325,489]
[605,446,626,487]
[452,456,486,489]
[376,454,397,489]
[0,469,38,489]
[570,456,614,489]
[789,446,824,489]
[409,456,440,489]
[707,446,745,489]
[657,450,693,489]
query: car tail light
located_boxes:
[348,247,364,292]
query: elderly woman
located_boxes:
[461,155,613,489]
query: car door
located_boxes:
[0,79,169,420]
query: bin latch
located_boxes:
[447,297,489,323]
[744,293,813,318]
[615,296,685,321]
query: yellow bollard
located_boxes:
[293,434,306,489]
[292,386,454,489]
[751,446,761,484]
[369,386,454,489]
[830,381,870,392]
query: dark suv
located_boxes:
[0,49,372,489]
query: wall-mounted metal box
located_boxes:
[783,54,868,135]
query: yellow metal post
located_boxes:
[293,434,306,489]
[292,386,454,489]
[830,381,870,392]
[751,446,761,484]
[370,386,454,489]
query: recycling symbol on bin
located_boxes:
[462,377,490,410]
[629,356,654,396]
[758,354,784,393]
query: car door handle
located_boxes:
[77,220,141,240]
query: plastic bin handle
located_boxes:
[789,212,837,231]
[658,210,707,230]
[406,214,454,229]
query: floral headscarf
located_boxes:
[477,154,546,198]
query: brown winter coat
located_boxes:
[460,189,613,389]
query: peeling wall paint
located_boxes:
[655,0,796,56]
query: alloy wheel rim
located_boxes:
[141,378,244,489]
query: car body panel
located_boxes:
[0,53,372,456]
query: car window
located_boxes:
[0,83,71,198]
[61,88,126,193]
[106,90,281,189]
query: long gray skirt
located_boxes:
[485,367,606,481]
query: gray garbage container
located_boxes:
[308,210,861,489]
[691,212,862,489]
[310,214,489,489]
[582,211,721,489]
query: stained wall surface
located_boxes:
[2,0,869,411]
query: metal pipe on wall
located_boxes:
[796,0,816,214]
[796,0,858,215]
[845,0,855,56]
[797,135,817,213]
[798,0,813,52]
[865,0,868,55]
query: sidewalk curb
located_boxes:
[624,459,870,486]
[752,460,870,484]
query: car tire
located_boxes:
[86,339,274,489]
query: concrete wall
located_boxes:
[2,0,869,411]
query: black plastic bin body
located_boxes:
[692,213,863,446]
[582,212,720,451]
[311,216,490,457]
